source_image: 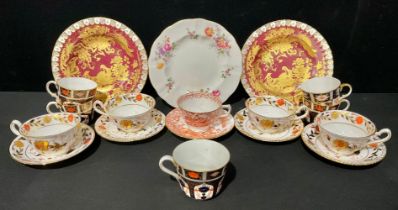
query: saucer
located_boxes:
[9,123,95,165]
[95,109,165,142]
[301,123,387,166]
[166,108,234,139]
[234,108,303,142]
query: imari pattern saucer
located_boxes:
[301,123,387,166]
[166,108,234,139]
[94,109,165,142]
[234,108,303,142]
[9,123,95,165]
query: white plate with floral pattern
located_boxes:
[95,109,165,142]
[301,123,387,166]
[9,123,95,165]
[234,108,303,142]
[148,18,242,107]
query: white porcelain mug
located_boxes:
[93,93,155,133]
[10,113,80,156]
[177,92,231,130]
[246,96,308,133]
[315,110,392,156]
[159,139,230,200]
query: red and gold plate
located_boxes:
[51,17,148,101]
[241,19,333,104]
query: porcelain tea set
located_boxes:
[8,17,392,200]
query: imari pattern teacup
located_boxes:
[159,139,230,200]
[56,96,94,114]
[315,110,392,156]
[245,96,308,133]
[299,76,352,107]
[177,92,231,130]
[304,98,350,113]
[46,101,82,114]
[46,77,97,100]
[306,99,350,123]
[46,101,91,124]
[93,93,155,133]
[10,113,80,156]
[46,77,97,122]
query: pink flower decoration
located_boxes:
[216,38,230,49]
[212,90,220,97]
[163,43,172,52]
[121,82,132,91]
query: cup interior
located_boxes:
[20,113,80,138]
[246,96,295,118]
[173,139,230,172]
[178,92,220,113]
[300,76,340,94]
[106,93,154,118]
[321,123,368,138]
[317,110,376,138]
[58,77,97,91]
[108,104,149,117]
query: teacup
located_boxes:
[46,101,82,114]
[305,99,351,122]
[246,96,309,133]
[46,77,97,100]
[299,76,352,106]
[10,113,80,156]
[56,95,94,114]
[177,92,231,130]
[315,110,392,156]
[93,93,155,133]
[46,101,91,124]
[304,98,350,113]
[159,139,230,200]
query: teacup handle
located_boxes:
[338,99,350,111]
[369,128,392,145]
[93,100,107,115]
[10,120,22,136]
[219,104,232,118]
[46,101,62,113]
[294,105,309,120]
[46,80,58,98]
[159,155,180,180]
[340,83,352,99]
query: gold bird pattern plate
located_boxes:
[51,17,148,101]
[241,19,333,104]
